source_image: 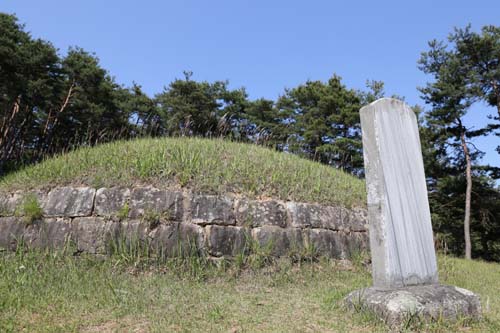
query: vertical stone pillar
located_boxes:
[360,97,438,288]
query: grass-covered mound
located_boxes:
[0,137,365,207]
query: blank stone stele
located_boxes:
[344,98,481,326]
[361,97,438,288]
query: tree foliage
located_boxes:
[277,75,364,174]
[419,25,500,259]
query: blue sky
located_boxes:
[3,0,499,166]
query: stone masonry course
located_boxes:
[0,186,368,259]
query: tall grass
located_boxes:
[0,137,365,207]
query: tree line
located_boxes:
[1,13,499,261]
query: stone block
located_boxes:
[44,187,95,217]
[151,222,205,257]
[95,187,131,217]
[29,218,73,249]
[191,195,235,225]
[0,216,72,250]
[119,220,150,241]
[0,217,25,250]
[340,232,369,258]
[307,229,344,258]
[205,225,248,256]
[0,216,37,249]
[345,284,481,327]
[286,202,345,230]
[346,207,368,232]
[235,199,287,227]
[35,217,72,248]
[129,187,183,220]
[72,217,118,254]
[0,192,23,216]
[251,226,303,257]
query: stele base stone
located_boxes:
[345,284,481,327]
[344,98,481,326]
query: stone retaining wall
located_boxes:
[0,187,368,259]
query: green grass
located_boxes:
[0,137,365,207]
[15,193,43,225]
[0,249,498,332]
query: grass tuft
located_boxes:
[116,202,129,220]
[15,194,43,225]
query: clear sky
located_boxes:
[2,0,499,167]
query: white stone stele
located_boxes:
[360,98,438,289]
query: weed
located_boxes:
[142,208,161,230]
[234,252,246,271]
[107,230,152,267]
[116,202,129,220]
[91,174,105,189]
[16,194,43,225]
[208,305,224,322]
[244,235,275,270]
[289,241,319,265]
[350,249,370,271]
[441,254,458,281]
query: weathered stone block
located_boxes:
[0,193,18,216]
[345,284,481,326]
[339,232,370,258]
[0,216,72,250]
[44,187,95,217]
[29,218,73,249]
[72,217,118,254]
[191,195,235,225]
[0,193,9,215]
[236,199,287,227]
[129,187,183,220]
[251,226,303,257]
[0,217,25,250]
[346,207,368,232]
[286,202,345,230]
[151,222,205,257]
[205,225,248,256]
[306,229,344,258]
[41,218,73,248]
[95,187,131,216]
[119,220,150,240]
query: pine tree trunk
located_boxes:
[497,96,500,120]
[492,81,500,119]
[459,129,472,260]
